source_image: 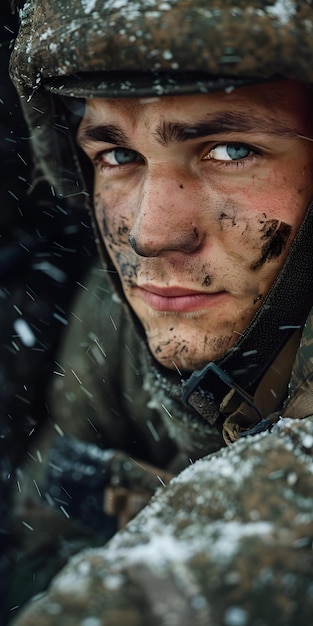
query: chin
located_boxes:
[149,337,234,373]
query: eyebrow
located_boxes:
[78,124,131,147]
[78,111,297,148]
[155,112,296,145]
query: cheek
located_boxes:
[94,189,137,286]
[250,220,292,271]
[94,188,132,247]
[214,197,294,272]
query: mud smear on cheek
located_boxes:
[117,220,130,245]
[218,210,238,228]
[95,196,137,285]
[250,220,292,271]
[115,253,138,286]
[114,219,138,285]
[101,217,130,247]
[95,193,130,246]
[217,202,247,231]
[101,218,115,248]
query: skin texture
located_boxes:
[77,80,313,371]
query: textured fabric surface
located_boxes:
[10,0,313,93]
[10,414,313,626]
[9,266,313,624]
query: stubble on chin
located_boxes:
[145,323,236,371]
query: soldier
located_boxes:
[8,1,313,624]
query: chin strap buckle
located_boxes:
[182,362,262,426]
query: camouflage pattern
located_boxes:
[282,314,313,420]
[10,0,313,93]
[10,411,313,626]
[8,266,313,625]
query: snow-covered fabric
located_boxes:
[11,414,313,625]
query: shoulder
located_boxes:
[11,416,313,625]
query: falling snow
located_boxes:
[13,319,36,347]
[266,0,296,24]
[81,0,98,14]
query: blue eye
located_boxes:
[207,143,253,161]
[113,149,139,164]
[101,148,141,166]
[225,144,251,160]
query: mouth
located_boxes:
[136,285,228,313]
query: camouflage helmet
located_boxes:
[10,0,313,99]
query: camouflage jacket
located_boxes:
[9,265,313,626]
[9,406,313,626]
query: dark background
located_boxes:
[0,3,96,622]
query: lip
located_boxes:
[136,285,228,312]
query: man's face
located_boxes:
[78,80,313,371]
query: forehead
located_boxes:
[80,80,313,134]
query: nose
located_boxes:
[128,171,205,257]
